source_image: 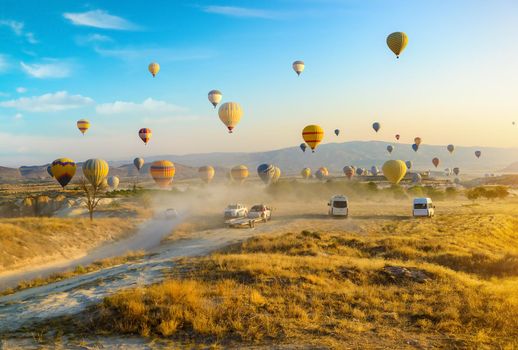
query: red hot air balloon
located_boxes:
[395,134,400,141]
[139,128,152,145]
[432,157,440,168]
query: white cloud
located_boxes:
[0,91,94,112]
[14,113,23,120]
[202,6,278,19]
[0,20,38,43]
[16,87,27,93]
[96,98,185,116]
[20,60,72,78]
[63,10,138,30]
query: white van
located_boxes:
[328,195,348,217]
[413,198,435,217]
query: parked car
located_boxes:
[224,204,248,218]
[247,204,272,221]
[328,195,348,217]
[412,197,435,217]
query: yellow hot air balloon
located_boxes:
[77,119,90,135]
[218,102,243,133]
[302,125,324,152]
[82,159,109,187]
[148,62,160,77]
[292,60,305,76]
[272,166,281,183]
[51,158,77,188]
[301,167,311,180]
[199,165,215,184]
[382,160,407,184]
[150,160,175,188]
[230,165,249,184]
[386,32,408,58]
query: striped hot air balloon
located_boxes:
[148,62,160,77]
[302,125,324,152]
[386,32,408,58]
[198,165,215,184]
[83,159,109,187]
[230,165,249,184]
[51,158,76,188]
[292,60,305,76]
[218,102,243,133]
[301,167,311,180]
[139,128,152,145]
[150,160,175,188]
[76,119,90,135]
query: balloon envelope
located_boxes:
[405,160,413,170]
[432,157,440,168]
[257,163,275,184]
[300,143,307,152]
[447,144,455,154]
[51,158,76,188]
[208,90,222,108]
[475,150,481,158]
[272,167,281,183]
[218,102,243,133]
[453,167,460,176]
[343,166,355,179]
[371,166,379,176]
[315,167,328,180]
[372,122,380,132]
[133,157,144,171]
[382,160,407,184]
[231,165,249,183]
[414,137,422,146]
[107,176,120,189]
[139,128,152,145]
[301,167,311,179]
[334,129,340,136]
[148,62,160,77]
[386,32,408,58]
[412,143,419,152]
[387,145,394,154]
[150,160,175,188]
[302,125,324,152]
[83,158,109,187]
[412,173,422,184]
[292,60,305,76]
[198,166,215,184]
[47,165,53,177]
[77,119,90,135]
[395,134,400,140]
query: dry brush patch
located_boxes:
[81,212,518,348]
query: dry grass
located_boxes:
[84,209,518,348]
[0,217,137,273]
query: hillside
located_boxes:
[501,161,518,172]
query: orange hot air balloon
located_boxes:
[302,125,324,152]
[139,128,152,145]
[150,160,175,188]
[432,157,440,168]
[414,137,422,146]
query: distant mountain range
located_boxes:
[2,141,517,181]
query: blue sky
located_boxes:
[0,0,517,166]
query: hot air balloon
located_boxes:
[432,157,440,168]
[382,160,407,184]
[475,150,481,158]
[257,163,275,184]
[198,165,215,184]
[292,60,304,76]
[218,102,243,133]
[372,122,381,132]
[301,167,311,180]
[83,159,109,187]
[134,157,144,171]
[371,166,379,176]
[150,160,175,188]
[444,168,451,176]
[300,143,307,153]
[387,145,394,154]
[315,167,328,180]
[51,158,76,188]
[395,134,400,141]
[412,173,422,184]
[447,144,455,154]
[414,137,422,146]
[453,167,460,176]
[148,62,160,77]
[334,129,340,136]
[139,128,152,145]
[230,165,249,184]
[77,119,90,135]
[356,168,364,176]
[454,177,461,184]
[412,143,419,152]
[107,176,120,190]
[302,125,324,152]
[272,167,281,183]
[47,165,53,177]
[208,90,222,108]
[386,32,408,58]
[405,160,412,170]
[343,166,355,179]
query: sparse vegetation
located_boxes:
[80,212,518,348]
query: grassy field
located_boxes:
[0,217,137,273]
[71,201,518,349]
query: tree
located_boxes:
[80,177,104,221]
